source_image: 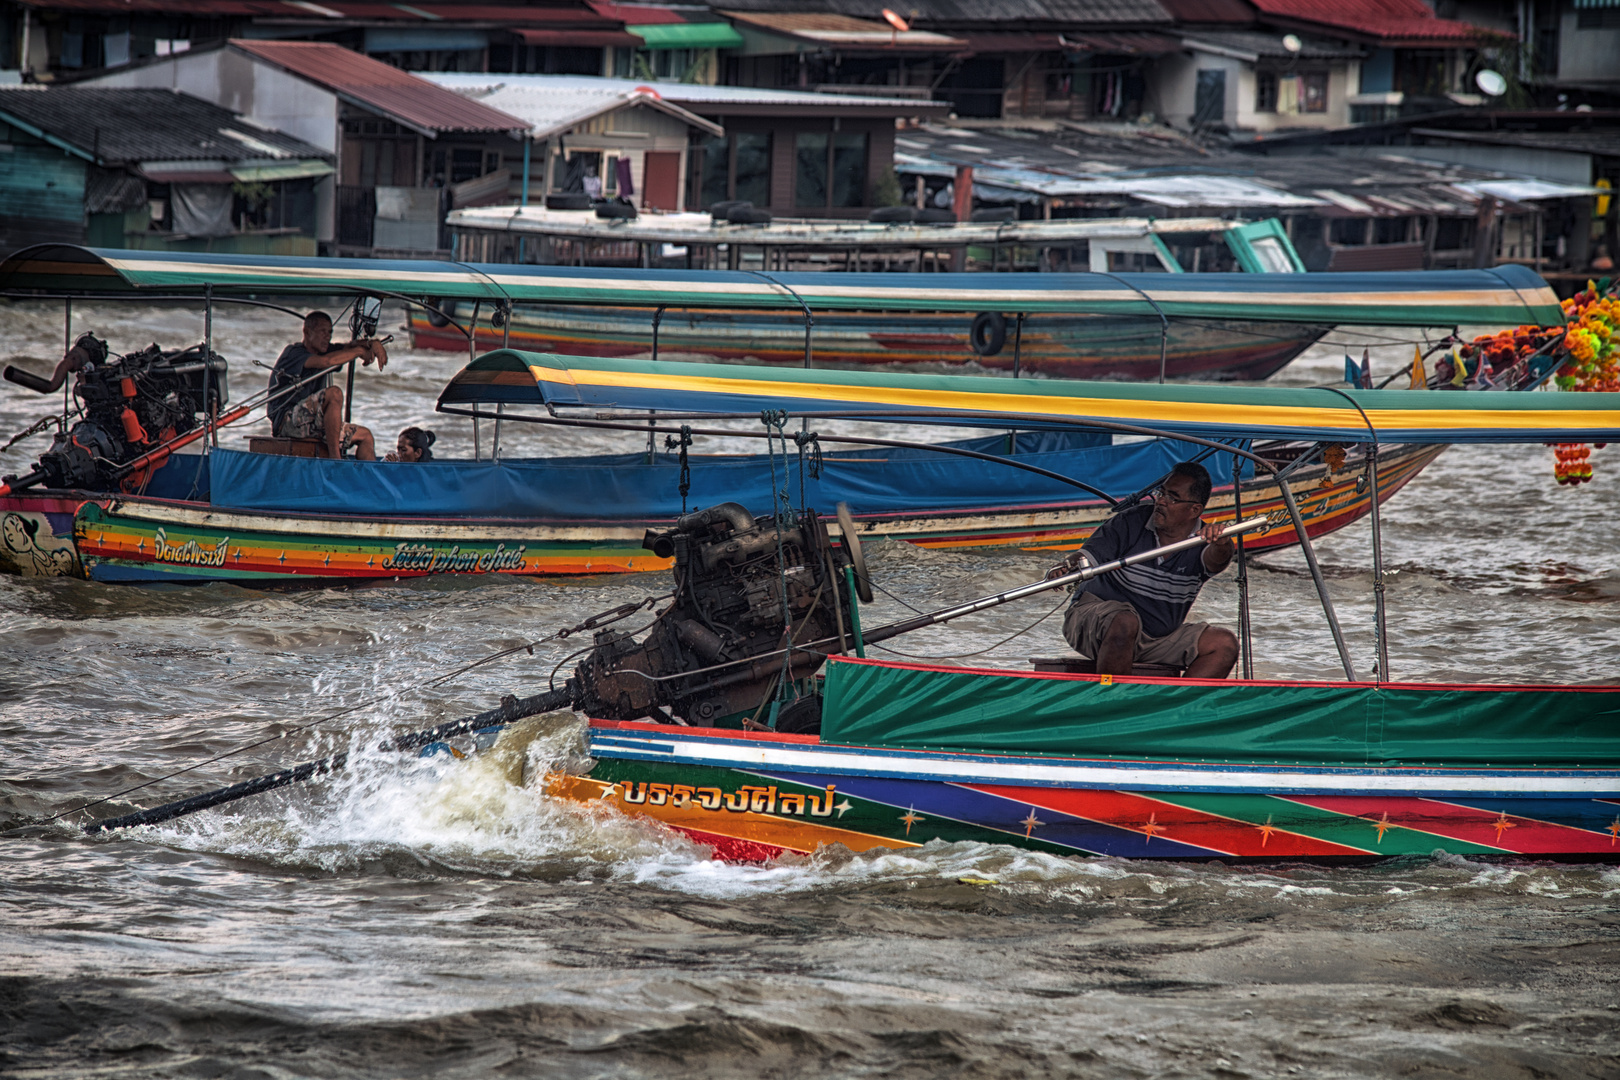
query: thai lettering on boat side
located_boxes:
[620,782,838,817]
[153,527,228,567]
[382,542,527,572]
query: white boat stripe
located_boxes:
[587,732,1620,798]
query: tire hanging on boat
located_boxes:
[970,311,1007,357]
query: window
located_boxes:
[796,130,867,210]
[794,132,828,209]
[1329,218,1368,246]
[450,148,484,184]
[1434,217,1475,251]
[697,132,772,208]
[1373,217,1409,244]
[1302,72,1327,113]
[735,132,771,206]
[1576,7,1620,27]
[1255,71,1278,113]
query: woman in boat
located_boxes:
[386,427,436,463]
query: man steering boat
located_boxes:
[268,311,387,460]
[1054,461,1239,679]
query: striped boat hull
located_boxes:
[55,442,1439,583]
[407,307,1324,382]
[549,720,1620,862]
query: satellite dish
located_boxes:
[882,8,910,32]
[1281,34,1302,53]
[1475,69,1507,96]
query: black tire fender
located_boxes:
[970,311,1006,357]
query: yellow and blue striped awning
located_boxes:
[441,351,1620,445]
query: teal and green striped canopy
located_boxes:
[441,350,1620,445]
[0,244,1565,327]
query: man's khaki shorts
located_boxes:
[277,392,357,454]
[1062,592,1208,669]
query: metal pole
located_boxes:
[1231,449,1252,679]
[650,305,664,363]
[204,284,217,450]
[62,297,70,426]
[1275,474,1357,681]
[493,402,502,461]
[469,301,481,460]
[1366,441,1389,682]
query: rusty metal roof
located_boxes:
[228,40,527,136]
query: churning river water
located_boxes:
[1,299,1618,1079]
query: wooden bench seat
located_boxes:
[246,436,326,458]
[1028,655,1184,679]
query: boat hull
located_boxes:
[54,442,1438,583]
[409,307,1325,382]
[548,720,1620,862]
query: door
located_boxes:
[642,151,681,211]
[1193,69,1226,128]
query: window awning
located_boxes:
[629,23,745,49]
[514,28,645,47]
[229,160,335,183]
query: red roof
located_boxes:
[1246,0,1506,44]
[229,40,528,134]
[585,1,686,25]
[513,27,644,46]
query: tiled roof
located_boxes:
[228,40,528,135]
[1246,0,1506,44]
[0,85,330,164]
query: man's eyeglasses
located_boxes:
[1151,486,1204,508]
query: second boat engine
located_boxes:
[3,334,229,491]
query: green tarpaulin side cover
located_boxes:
[818,659,1620,766]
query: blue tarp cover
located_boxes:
[206,432,1248,520]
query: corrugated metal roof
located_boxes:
[425,72,950,115]
[229,40,528,135]
[439,81,723,140]
[1154,0,1256,24]
[586,0,687,24]
[1247,0,1505,43]
[0,85,330,165]
[706,0,1171,26]
[723,10,967,48]
[1183,30,1363,58]
[513,27,645,46]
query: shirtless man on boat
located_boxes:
[268,311,387,460]
[1055,461,1239,679]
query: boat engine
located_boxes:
[571,502,862,731]
[3,334,228,491]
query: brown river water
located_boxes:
[1,299,1618,1079]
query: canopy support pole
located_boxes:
[469,301,481,461]
[204,284,217,449]
[493,402,502,462]
[1231,449,1253,679]
[1092,270,1169,383]
[1276,473,1356,682]
[62,297,70,427]
[650,305,664,363]
[519,138,531,265]
[1322,387,1390,683]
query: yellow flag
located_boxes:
[1408,345,1426,389]
[1450,352,1468,387]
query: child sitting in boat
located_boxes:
[1055,461,1239,679]
[385,427,436,463]
[268,311,385,460]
